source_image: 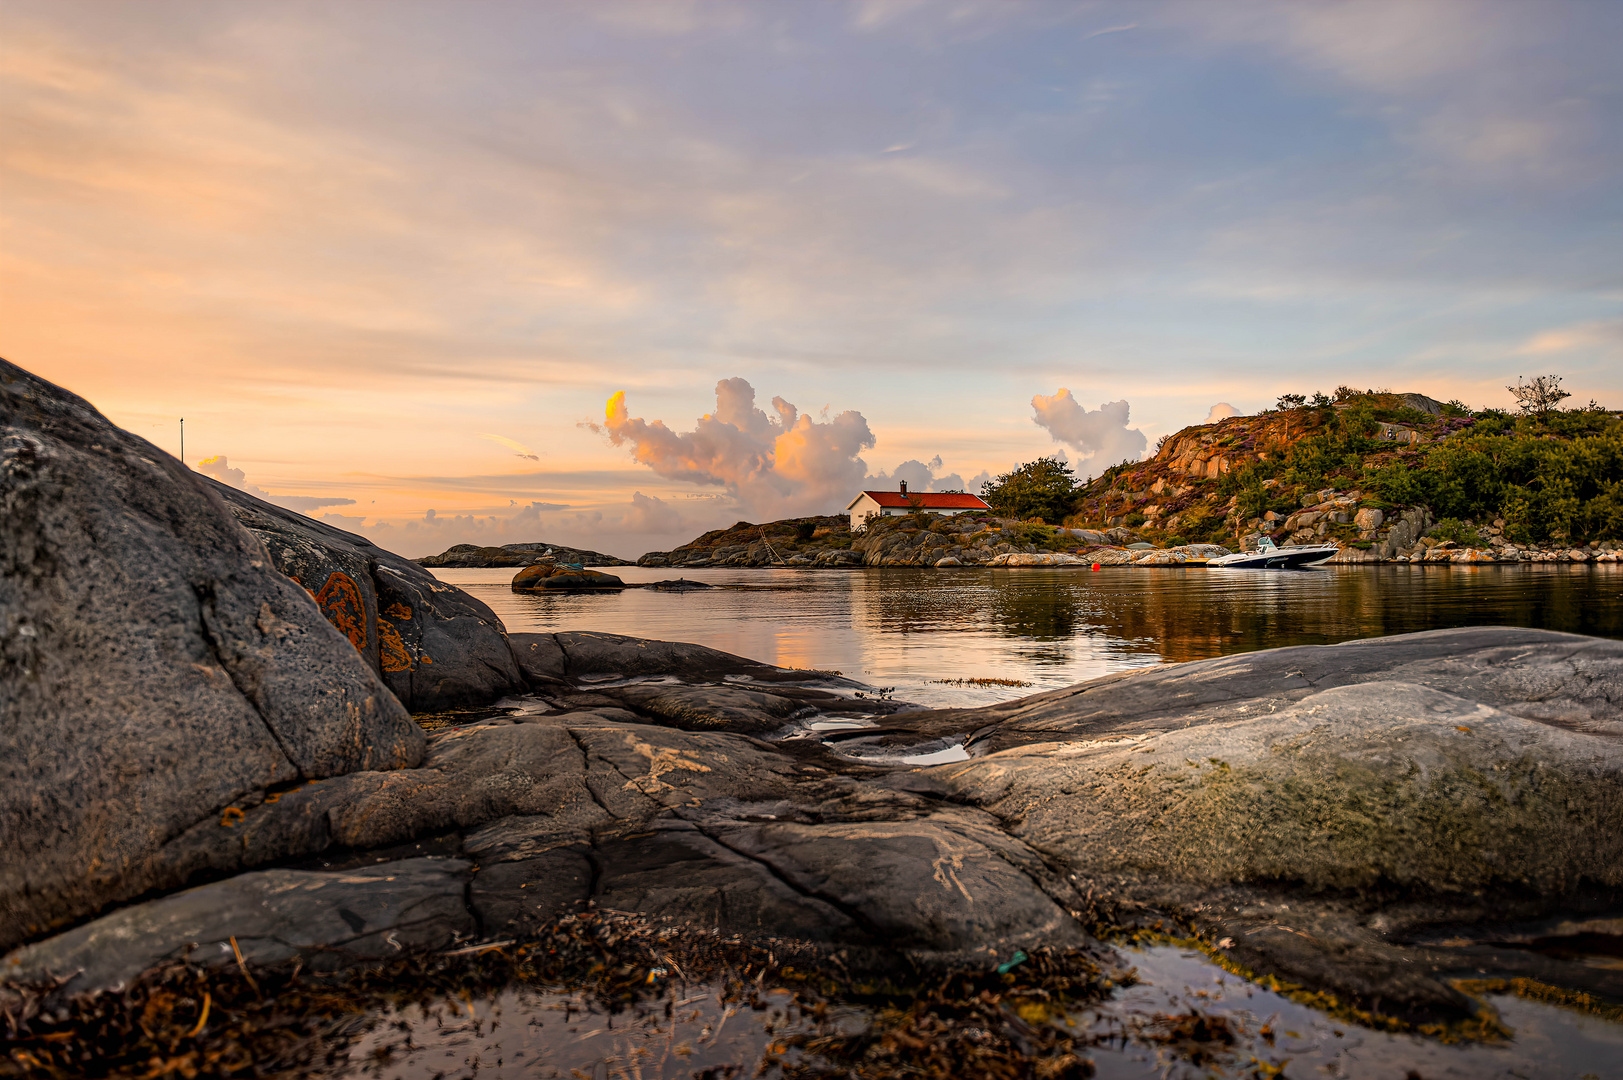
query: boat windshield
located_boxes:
[1257,535,1278,553]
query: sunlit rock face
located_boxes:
[0,357,423,953]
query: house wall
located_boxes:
[848,497,982,532]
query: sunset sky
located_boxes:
[3,1,1619,558]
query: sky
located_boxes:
[2,0,1619,559]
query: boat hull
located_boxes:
[1207,545,1340,570]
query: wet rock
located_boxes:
[884,626,1623,1017]
[636,578,717,591]
[511,564,626,590]
[0,359,422,953]
[211,480,525,712]
[3,858,473,1000]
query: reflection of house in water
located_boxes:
[845,481,990,532]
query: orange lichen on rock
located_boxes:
[378,618,412,673]
[313,572,369,652]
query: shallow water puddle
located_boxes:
[335,982,858,1079]
[327,946,1623,1079]
[1085,946,1623,1079]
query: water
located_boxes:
[333,947,1623,1079]
[434,563,1623,707]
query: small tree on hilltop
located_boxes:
[1508,375,1571,416]
[1276,393,1307,411]
[980,458,1078,523]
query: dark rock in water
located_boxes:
[636,578,717,591]
[2,858,472,1000]
[418,541,630,568]
[0,358,422,953]
[209,479,525,712]
[511,564,626,591]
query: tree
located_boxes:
[980,458,1078,523]
[1508,375,1571,415]
[1276,393,1307,410]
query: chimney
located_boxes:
[899,480,908,495]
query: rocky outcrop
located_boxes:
[511,564,626,590]
[418,542,629,568]
[10,619,1621,1025]
[208,480,526,712]
[0,358,423,953]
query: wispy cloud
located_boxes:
[479,433,540,460]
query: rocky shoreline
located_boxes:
[5,357,1622,1073]
[633,508,1620,570]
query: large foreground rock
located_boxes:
[209,479,525,712]
[11,617,1620,1024]
[0,359,423,953]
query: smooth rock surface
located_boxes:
[211,480,525,712]
[2,858,473,999]
[0,358,422,953]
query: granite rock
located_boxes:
[210,479,525,712]
[0,358,422,953]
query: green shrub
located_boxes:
[1428,518,1479,545]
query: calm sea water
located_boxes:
[432,563,1623,708]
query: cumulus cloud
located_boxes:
[595,378,877,518]
[195,455,357,516]
[864,454,984,494]
[1029,389,1148,478]
[1203,402,1242,424]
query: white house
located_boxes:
[844,481,991,532]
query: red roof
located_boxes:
[851,490,991,510]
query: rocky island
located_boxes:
[417,541,630,568]
[5,357,1622,1075]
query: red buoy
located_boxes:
[1091,562,1101,571]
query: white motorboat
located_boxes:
[1207,535,1340,570]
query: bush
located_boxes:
[1428,518,1479,545]
[981,458,1078,522]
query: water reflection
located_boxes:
[436,565,1623,707]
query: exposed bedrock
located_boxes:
[207,479,525,712]
[9,616,1622,1023]
[0,358,423,954]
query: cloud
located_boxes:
[1203,402,1242,424]
[594,378,876,518]
[344,493,705,559]
[195,455,356,515]
[479,433,540,461]
[1516,320,1623,357]
[1029,389,1148,478]
[864,454,979,494]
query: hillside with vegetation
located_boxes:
[1035,381,1622,562]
